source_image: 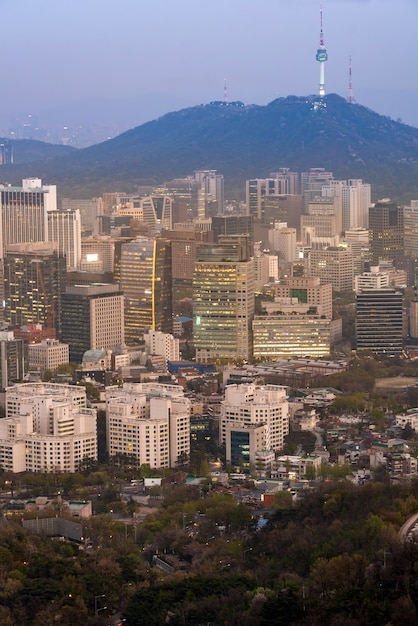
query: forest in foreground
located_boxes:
[0,478,418,625]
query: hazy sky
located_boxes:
[2,0,417,130]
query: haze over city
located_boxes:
[2,0,417,145]
[1,2,418,625]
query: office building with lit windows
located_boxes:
[105,382,190,469]
[309,245,354,291]
[193,236,255,362]
[120,237,172,342]
[3,242,66,335]
[0,178,57,259]
[253,314,337,359]
[369,199,404,266]
[61,283,124,363]
[356,288,403,354]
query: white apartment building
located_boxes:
[144,330,179,364]
[28,339,69,375]
[0,383,97,473]
[220,384,289,452]
[106,383,190,468]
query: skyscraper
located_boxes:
[0,178,57,259]
[369,199,404,266]
[120,237,172,342]
[3,243,66,335]
[356,288,403,354]
[61,283,124,363]
[193,235,255,361]
[47,208,82,271]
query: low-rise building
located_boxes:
[28,339,69,375]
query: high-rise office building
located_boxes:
[0,330,27,391]
[253,276,337,358]
[309,245,354,291]
[344,227,370,276]
[3,243,66,335]
[211,215,253,242]
[0,178,57,259]
[61,197,104,236]
[47,208,81,271]
[369,199,404,266]
[164,226,212,289]
[356,288,403,354]
[194,170,224,217]
[404,200,418,258]
[120,237,172,342]
[268,222,297,262]
[61,283,124,363]
[253,314,337,359]
[410,267,418,339]
[262,194,304,232]
[193,236,255,362]
[342,180,371,231]
[246,172,298,221]
[301,168,333,195]
[254,246,279,291]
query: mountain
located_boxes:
[0,139,75,167]
[2,94,418,200]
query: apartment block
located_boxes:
[220,384,289,452]
[0,383,97,473]
[105,383,190,469]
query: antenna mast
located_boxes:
[347,55,356,103]
[223,77,228,104]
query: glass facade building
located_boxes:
[356,288,403,354]
[3,243,66,335]
[193,236,255,361]
[120,237,172,343]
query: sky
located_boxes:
[1,0,417,138]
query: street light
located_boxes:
[94,594,107,617]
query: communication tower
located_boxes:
[316,7,328,98]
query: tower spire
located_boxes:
[347,55,356,104]
[316,5,328,98]
[223,77,228,104]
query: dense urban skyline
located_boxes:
[1,0,417,142]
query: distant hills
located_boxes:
[2,93,418,201]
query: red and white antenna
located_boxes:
[347,55,356,104]
[223,77,228,103]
